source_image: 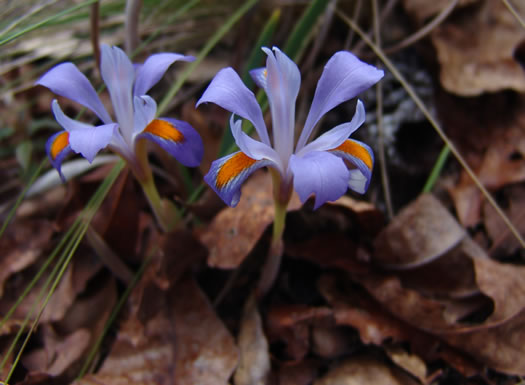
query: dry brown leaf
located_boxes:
[318,274,482,377]
[442,310,525,375]
[234,293,270,385]
[431,0,525,96]
[483,185,525,255]
[23,327,90,376]
[384,345,428,384]
[0,219,53,297]
[266,304,333,362]
[313,356,420,385]
[200,171,300,269]
[373,194,466,269]
[278,360,319,385]
[172,276,239,385]
[402,0,477,24]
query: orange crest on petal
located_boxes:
[51,132,70,160]
[144,119,184,142]
[217,152,256,189]
[333,140,373,170]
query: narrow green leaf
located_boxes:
[156,0,259,116]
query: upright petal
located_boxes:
[249,67,267,90]
[330,138,374,194]
[100,44,135,140]
[196,67,271,146]
[229,115,283,172]
[133,95,157,135]
[290,151,350,210]
[263,47,300,161]
[46,131,73,181]
[296,51,383,151]
[298,100,366,155]
[37,62,112,124]
[134,53,195,96]
[204,151,275,207]
[68,123,118,163]
[137,118,203,167]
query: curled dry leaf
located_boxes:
[200,171,300,269]
[234,293,270,385]
[431,0,525,96]
[373,194,465,269]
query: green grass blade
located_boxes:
[0,159,45,239]
[156,0,259,116]
[0,0,98,46]
[283,0,329,59]
[422,144,451,193]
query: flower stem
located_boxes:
[257,199,287,298]
[140,175,180,232]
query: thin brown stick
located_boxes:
[125,0,142,55]
[384,0,459,54]
[372,0,394,220]
[353,0,397,54]
[501,0,525,29]
[338,9,525,249]
[90,1,100,74]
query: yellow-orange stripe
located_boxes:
[216,152,256,189]
[51,132,70,160]
[144,119,184,142]
[333,140,373,170]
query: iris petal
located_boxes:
[69,123,117,163]
[46,131,72,181]
[290,151,350,209]
[298,100,366,155]
[296,51,383,151]
[196,67,271,146]
[263,47,300,159]
[133,95,157,135]
[249,67,267,90]
[137,118,203,167]
[229,115,283,171]
[330,138,374,194]
[37,63,112,124]
[204,151,275,207]
[134,53,195,96]
[100,44,135,139]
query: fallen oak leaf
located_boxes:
[199,171,300,269]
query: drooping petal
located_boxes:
[136,118,203,167]
[134,53,195,96]
[100,44,135,139]
[296,51,384,151]
[46,131,73,181]
[249,67,267,90]
[204,151,275,207]
[290,151,350,210]
[37,63,112,124]
[196,67,271,146]
[330,138,374,194]
[51,99,99,133]
[68,123,117,163]
[263,47,300,159]
[133,95,157,135]
[229,115,283,172]
[298,100,365,155]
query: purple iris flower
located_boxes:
[38,44,203,181]
[197,47,383,209]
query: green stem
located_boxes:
[140,175,179,232]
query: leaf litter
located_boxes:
[2,1,525,384]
